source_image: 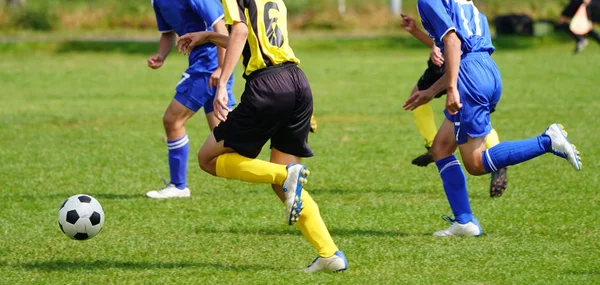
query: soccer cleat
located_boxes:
[433,215,482,237]
[411,146,434,167]
[575,38,588,53]
[146,184,190,199]
[310,115,318,133]
[544,123,582,170]
[490,167,508,198]
[283,164,309,225]
[303,251,348,273]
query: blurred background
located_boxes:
[0,0,597,37]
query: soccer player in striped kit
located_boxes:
[177,0,348,272]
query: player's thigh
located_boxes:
[212,69,295,159]
[430,118,458,161]
[270,66,314,158]
[204,112,221,131]
[458,136,487,176]
[456,59,498,141]
[164,98,196,126]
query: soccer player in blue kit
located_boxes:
[145,0,236,199]
[404,0,582,236]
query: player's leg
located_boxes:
[410,84,437,167]
[268,66,347,272]
[146,95,197,199]
[269,149,344,273]
[198,65,311,225]
[411,60,445,167]
[430,118,482,237]
[458,58,581,175]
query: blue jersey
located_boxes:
[417,0,494,55]
[152,0,224,73]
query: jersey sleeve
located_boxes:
[222,0,247,25]
[152,0,173,33]
[190,0,225,28]
[417,0,456,41]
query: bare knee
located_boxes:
[430,140,455,161]
[197,151,217,176]
[163,113,183,133]
[463,160,487,176]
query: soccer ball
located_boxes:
[58,194,105,240]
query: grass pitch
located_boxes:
[0,37,599,284]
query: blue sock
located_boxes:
[481,135,551,173]
[436,155,473,224]
[167,134,189,190]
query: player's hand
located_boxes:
[177,32,209,55]
[213,85,232,122]
[584,0,591,5]
[445,87,462,115]
[147,54,165,69]
[400,13,416,32]
[430,46,444,67]
[209,67,221,89]
[403,88,435,111]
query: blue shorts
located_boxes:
[174,69,235,114]
[444,52,502,144]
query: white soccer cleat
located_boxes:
[146,184,190,199]
[303,251,348,273]
[282,164,309,225]
[544,123,582,170]
[434,216,482,237]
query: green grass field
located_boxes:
[1,37,599,284]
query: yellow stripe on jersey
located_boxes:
[222,0,300,77]
[222,0,244,25]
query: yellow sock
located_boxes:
[297,190,338,257]
[486,128,500,149]
[412,103,437,147]
[215,153,287,185]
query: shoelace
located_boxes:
[441,214,456,224]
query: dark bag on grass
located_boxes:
[494,14,534,36]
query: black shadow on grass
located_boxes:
[562,269,600,276]
[19,260,276,272]
[91,193,146,200]
[197,227,408,237]
[309,187,429,195]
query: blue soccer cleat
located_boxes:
[433,215,482,237]
[283,164,309,225]
[544,123,582,170]
[303,251,348,273]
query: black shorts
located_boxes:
[416,59,446,98]
[562,0,583,17]
[213,63,313,159]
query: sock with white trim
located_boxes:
[167,134,189,190]
[436,155,472,224]
[481,135,551,173]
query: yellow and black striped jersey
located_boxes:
[222,0,300,77]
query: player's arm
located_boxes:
[148,31,176,69]
[417,0,461,114]
[213,21,247,121]
[176,30,230,54]
[442,31,462,114]
[401,13,434,48]
[148,3,175,69]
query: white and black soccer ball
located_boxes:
[58,194,105,240]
